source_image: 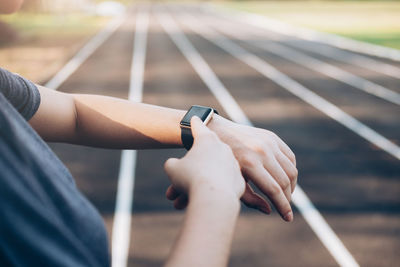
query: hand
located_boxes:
[164,116,245,209]
[209,115,298,222]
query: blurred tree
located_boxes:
[20,0,95,13]
[0,0,95,45]
[20,0,42,12]
[0,20,18,44]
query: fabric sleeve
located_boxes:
[0,95,109,267]
[0,67,41,120]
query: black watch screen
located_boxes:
[180,105,213,128]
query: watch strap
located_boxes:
[181,126,194,150]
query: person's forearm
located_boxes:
[30,85,232,149]
[71,94,186,149]
[166,186,240,267]
[30,86,187,149]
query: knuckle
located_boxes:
[269,132,280,143]
[286,166,298,180]
[240,152,257,169]
[257,144,279,159]
[289,152,296,164]
[271,143,281,153]
[291,168,299,179]
[280,178,290,190]
[254,145,269,157]
[268,184,281,197]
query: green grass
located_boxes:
[217,1,400,50]
[1,12,109,38]
[0,12,110,82]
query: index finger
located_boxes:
[190,116,213,139]
[244,163,293,222]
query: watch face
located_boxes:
[180,105,213,127]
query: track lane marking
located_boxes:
[45,15,125,90]
[156,9,360,267]
[206,6,400,79]
[208,4,400,62]
[180,11,400,162]
[205,17,400,106]
[285,40,400,80]
[111,9,149,267]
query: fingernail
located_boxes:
[257,206,270,215]
[284,211,293,222]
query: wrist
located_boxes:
[207,114,232,140]
[189,179,241,210]
[179,106,220,150]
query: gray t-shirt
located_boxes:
[0,67,110,266]
[0,68,40,120]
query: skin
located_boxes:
[164,117,245,267]
[1,3,297,221]
[1,1,298,265]
[31,86,298,221]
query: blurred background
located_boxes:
[2,0,399,82]
[1,1,399,267]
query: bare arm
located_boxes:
[166,189,240,267]
[164,117,244,266]
[30,85,298,221]
[29,86,185,149]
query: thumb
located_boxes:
[190,116,212,140]
[164,158,180,175]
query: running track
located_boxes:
[46,3,400,267]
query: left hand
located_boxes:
[166,115,298,222]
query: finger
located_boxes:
[174,194,188,210]
[190,116,213,140]
[276,137,296,166]
[244,164,293,222]
[263,157,292,203]
[166,185,180,201]
[241,183,272,214]
[276,152,298,193]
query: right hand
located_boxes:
[164,116,245,209]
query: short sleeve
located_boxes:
[0,67,41,120]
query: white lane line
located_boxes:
[293,188,358,267]
[286,40,400,80]
[45,15,125,90]
[181,12,400,162]
[208,4,400,62]
[157,10,359,267]
[206,7,400,79]
[156,13,250,125]
[207,17,400,106]
[111,9,149,267]
[112,150,137,267]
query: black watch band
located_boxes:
[180,106,218,150]
[181,127,194,150]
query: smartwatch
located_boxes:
[180,105,219,150]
